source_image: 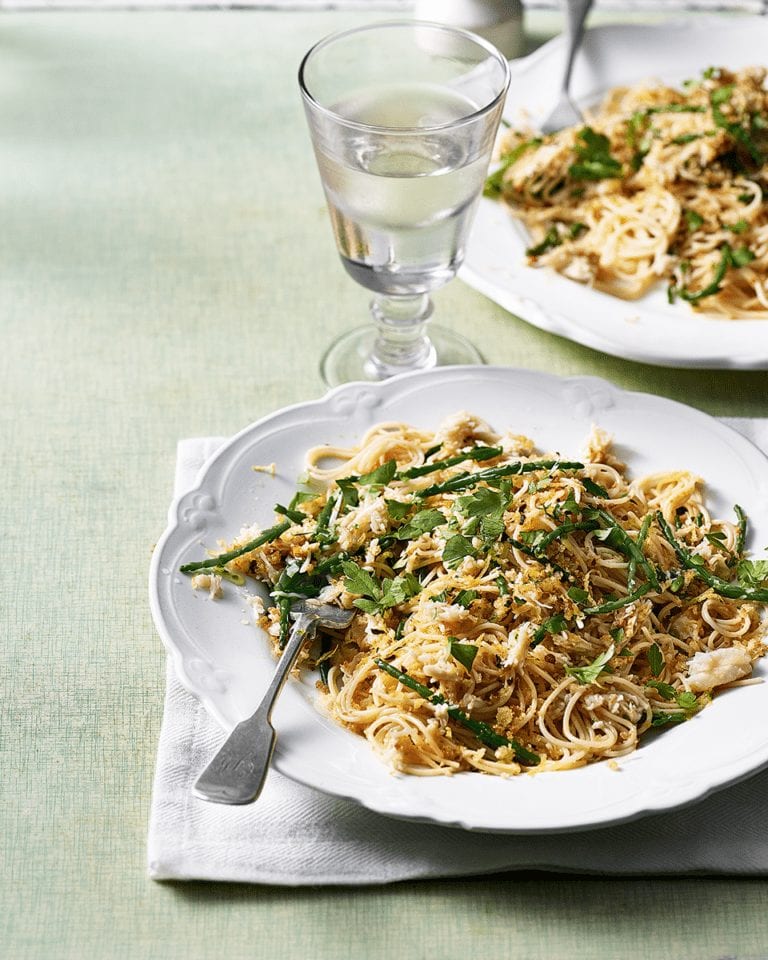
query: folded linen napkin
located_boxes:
[148,420,768,884]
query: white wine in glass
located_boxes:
[299,22,510,386]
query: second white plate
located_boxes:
[461,19,768,369]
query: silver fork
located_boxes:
[540,0,594,134]
[193,599,355,805]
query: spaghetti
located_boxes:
[486,66,768,317]
[182,414,768,776]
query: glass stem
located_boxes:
[365,293,437,380]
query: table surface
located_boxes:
[4,7,768,960]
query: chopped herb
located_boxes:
[737,559,768,589]
[610,626,625,646]
[738,192,754,203]
[731,245,755,267]
[457,485,509,543]
[684,209,704,231]
[335,477,359,509]
[342,560,421,615]
[675,691,699,711]
[651,711,687,727]
[648,642,664,677]
[340,560,380,601]
[448,638,479,671]
[358,460,398,487]
[532,614,567,647]
[569,126,623,181]
[483,138,543,198]
[725,219,749,234]
[553,494,580,517]
[569,221,588,239]
[710,91,764,165]
[527,226,561,257]
[705,531,729,552]
[457,486,506,520]
[394,508,445,541]
[496,574,509,596]
[374,658,540,764]
[671,243,732,303]
[443,534,477,569]
[385,499,411,521]
[671,133,704,145]
[565,644,615,685]
[567,587,590,604]
[289,491,317,510]
[646,679,676,700]
[650,691,703,727]
[627,109,649,147]
[454,589,478,608]
[711,84,734,106]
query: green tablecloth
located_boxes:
[3,9,768,959]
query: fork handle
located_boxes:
[192,612,316,805]
[560,0,593,96]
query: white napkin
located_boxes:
[148,419,768,884]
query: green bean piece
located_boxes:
[374,659,540,765]
[398,446,502,479]
[314,490,341,545]
[533,519,600,552]
[591,508,659,589]
[628,514,654,590]
[275,503,308,524]
[656,512,768,602]
[582,582,653,615]
[734,504,747,557]
[179,520,291,573]
[418,460,583,498]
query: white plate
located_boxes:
[150,367,768,832]
[461,19,768,369]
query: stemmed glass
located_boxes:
[299,21,510,386]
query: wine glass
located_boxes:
[298,21,510,386]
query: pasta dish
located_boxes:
[181,414,768,776]
[485,67,768,317]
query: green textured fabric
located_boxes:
[3,9,768,959]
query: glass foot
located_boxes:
[320,324,484,387]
